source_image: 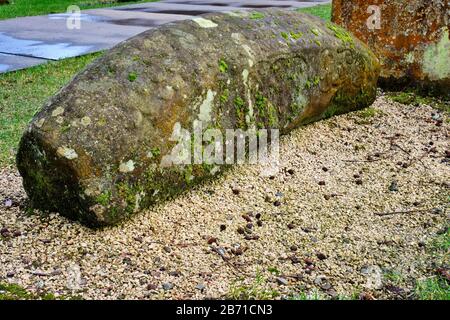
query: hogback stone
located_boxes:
[17,10,380,227]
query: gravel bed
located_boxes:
[1,94,448,300]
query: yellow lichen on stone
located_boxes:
[192,17,218,28]
[52,107,65,117]
[57,146,78,160]
[81,116,92,126]
[119,160,135,173]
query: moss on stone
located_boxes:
[219,59,229,73]
[249,12,265,20]
[95,191,111,206]
[290,31,303,40]
[220,88,230,103]
[280,32,289,41]
[326,22,354,47]
[128,72,138,82]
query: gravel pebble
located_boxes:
[0,96,448,300]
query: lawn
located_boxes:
[296,3,332,21]
[0,0,158,20]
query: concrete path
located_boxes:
[0,0,330,73]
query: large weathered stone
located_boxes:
[332,0,450,96]
[17,10,380,227]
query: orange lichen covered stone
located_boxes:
[332,0,449,95]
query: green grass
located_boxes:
[296,4,332,21]
[0,0,159,20]
[389,91,450,114]
[0,282,82,300]
[414,228,450,300]
[228,273,280,300]
[0,283,32,300]
[415,278,450,300]
[0,52,102,166]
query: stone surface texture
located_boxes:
[332,0,450,95]
[17,10,380,227]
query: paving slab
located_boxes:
[0,0,330,73]
[113,2,244,15]
[0,53,48,73]
[161,0,327,8]
[0,10,191,70]
[115,0,326,14]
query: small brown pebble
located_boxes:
[207,237,217,245]
[304,258,314,265]
[12,231,21,237]
[353,174,360,179]
[322,167,328,172]
[355,205,361,210]
[355,179,363,185]
[146,283,158,291]
[237,227,245,235]
[232,188,241,195]
[316,252,327,260]
[324,194,331,200]
[163,246,171,253]
[359,292,375,300]
[273,200,281,207]
[318,181,326,186]
[290,256,302,264]
[413,201,420,207]
[305,265,315,274]
[6,272,15,278]
[220,224,226,232]
[290,245,298,252]
[246,223,253,229]
[232,248,243,256]
[287,169,295,175]
[1,230,10,238]
[244,235,259,241]
[257,220,263,227]
[255,213,261,220]
[287,223,295,230]
[242,214,252,222]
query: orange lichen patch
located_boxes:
[332,0,449,93]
